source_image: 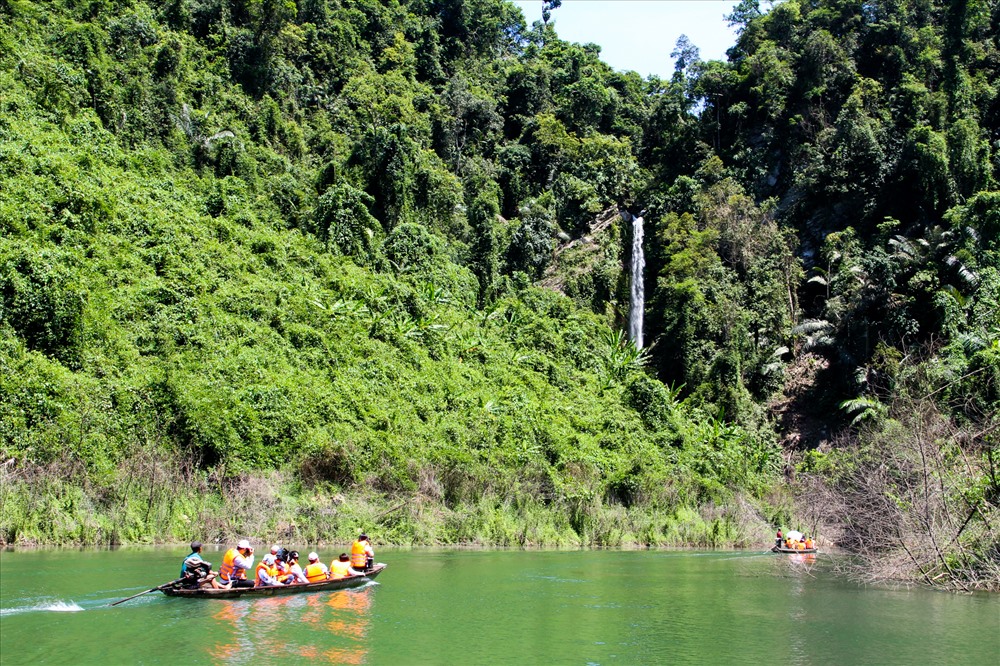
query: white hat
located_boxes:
[271,544,281,554]
[308,552,319,561]
[263,554,276,564]
[237,539,250,549]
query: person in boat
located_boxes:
[269,544,286,576]
[285,550,309,584]
[303,552,330,582]
[804,536,815,550]
[181,540,210,578]
[180,541,217,588]
[329,553,363,579]
[255,553,288,587]
[350,534,375,572]
[775,530,783,548]
[218,539,255,589]
[274,547,294,583]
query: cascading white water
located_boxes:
[628,213,645,349]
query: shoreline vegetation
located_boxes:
[0,453,784,551]
[1,1,997,593]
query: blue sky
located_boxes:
[511,1,739,78]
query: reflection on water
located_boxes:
[209,585,375,665]
[786,552,819,581]
[788,553,817,566]
[779,553,819,666]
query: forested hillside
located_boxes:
[0,0,996,589]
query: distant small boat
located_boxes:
[771,546,817,554]
[161,563,387,599]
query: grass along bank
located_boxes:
[0,446,781,550]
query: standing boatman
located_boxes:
[350,534,375,572]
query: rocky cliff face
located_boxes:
[538,207,629,322]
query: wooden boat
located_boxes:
[161,563,387,599]
[771,546,817,554]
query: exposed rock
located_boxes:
[538,206,622,295]
[768,352,832,450]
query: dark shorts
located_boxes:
[224,578,254,588]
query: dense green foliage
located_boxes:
[0,0,778,550]
[0,0,997,586]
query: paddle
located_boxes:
[109,577,184,607]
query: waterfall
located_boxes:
[628,213,645,349]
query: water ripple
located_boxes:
[0,600,85,616]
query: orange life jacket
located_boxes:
[273,560,292,583]
[795,541,805,550]
[350,541,368,568]
[805,538,814,549]
[329,560,353,579]
[219,548,247,582]
[255,561,278,587]
[304,562,328,583]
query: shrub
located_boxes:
[552,172,601,236]
[0,246,85,368]
[313,183,383,261]
[382,223,445,274]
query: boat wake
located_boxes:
[0,600,85,616]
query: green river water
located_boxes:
[0,548,997,665]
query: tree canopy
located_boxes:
[0,0,997,587]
